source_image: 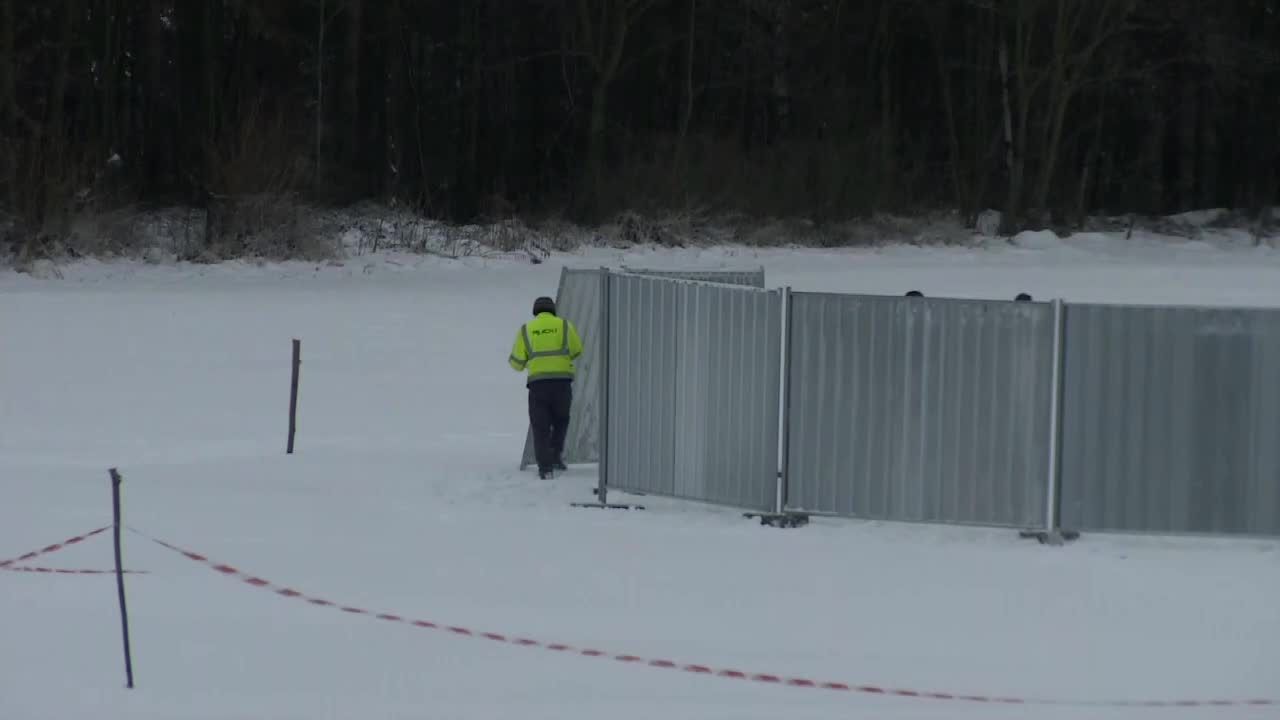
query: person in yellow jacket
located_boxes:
[510,296,584,479]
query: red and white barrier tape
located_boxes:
[135,529,1276,710]
[3,566,147,575]
[0,526,110,568]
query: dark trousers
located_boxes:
[528,379,572,472]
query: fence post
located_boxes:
[1045,299,1066,537]
[287,338,301,454]
[109,468,135,689]
[596,269,611,506]
[776,286,793,515]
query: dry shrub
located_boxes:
[529,217,595,251]
[197,95,337,262]
[200,193,337,262]
[3,129,108,268]
[600,209,729,248]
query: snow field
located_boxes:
[3,236,1280,719]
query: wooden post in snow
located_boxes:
[110,468,135,688]
[287,339,301,454]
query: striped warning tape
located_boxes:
[134,528,1276,709]
[0,526,111,568]
[3,565,148,575]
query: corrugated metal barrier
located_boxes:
[1059,303,1280,536]
[559,269,1280,540]
[520,266,767,470]
[782,292,1057,528]
[604,273,783,511]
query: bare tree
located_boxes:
[573,0,661,213]
[0,0,15,214]
[997,0,1141,231]
[314,0,345,186]
[670,0,696,197]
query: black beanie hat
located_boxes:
[533,296,556,316]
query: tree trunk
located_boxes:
[930,11,968,220]
[821,0,849,143]
[316,0,328,187]
[204,1,218,146]
[577,0,646,217]
[0,0,10,120]
[1,0,16,212]
[465,2,482,217]
[671,0,695,197]
[737,0,753,153]
[879,42,895,207]
[41,0,76,226]
[1031,81,1075,218]
[1076,91,1107,225]
[49,2,73,140]
[143,0,167,192]
[1033,0,1083,220]
[1178,76,1198,211]
[999,39,1022,233]
[586,76,609,194]
[966,7,999,219]
[344,0,363,187]
[1144,86,1166,214]
[99,2,118,158]
[1199,86,1218,209]
[770,0,791,143]
[384,4,400,196]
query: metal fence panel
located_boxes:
[620,265,765,289]
[784,293,1056,528]
[604,274,680,495]
[521,267,767,470]
[1059,304,1280,536]
[519,269,604,469]
[605,274,782,511]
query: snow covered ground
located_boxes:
[4,233,1280,719]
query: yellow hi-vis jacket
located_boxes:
[509,312,584,383]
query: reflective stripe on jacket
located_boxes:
[509,312,583,382]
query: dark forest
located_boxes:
[2,0,1278,250]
